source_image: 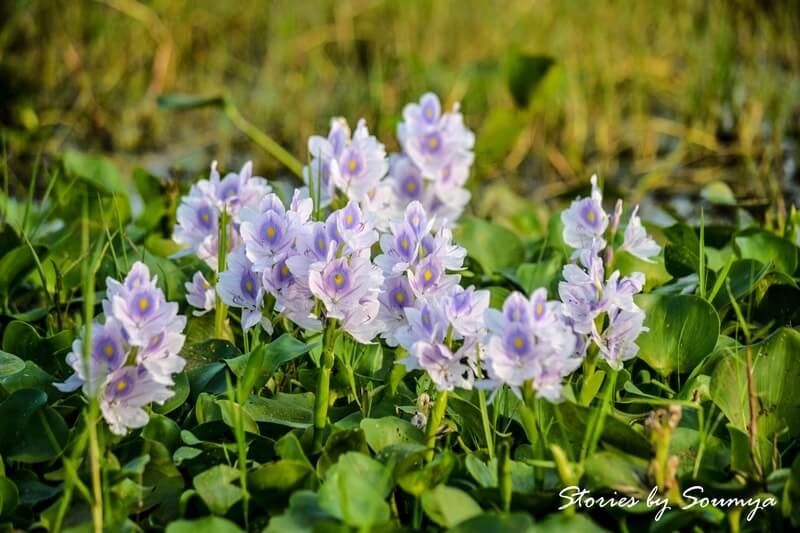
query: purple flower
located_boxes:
[395,299,449,353]
[185,271,215,316]
[308,253,384,324]
[561,174,608,253]
[377,275,416,346]
[375,221,421,274]
[304,118,352,207]
[334,201,379,252]
[217,249,271,333]
[207,160,272,221]
[55,261,186,435]
[173,183,218,264]
[483,290,581,401]
[619,206,660,262]
[445,286,490,338]
[592,309,647,370]
[414,340,478,391]
[100,366,175,435]
[308,118,388,203]
[240,192,311,272]
[398,93,475,182]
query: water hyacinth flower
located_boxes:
[414,339,479,391]
[377,275,416,346]
[56,261,186,435]
[395,298,450,354]
[619,205,660,261]
[216,248,272,333]
[398,93,475,183]
[591,308,647,370]
[185,271,215,316]
[561,174,608,254]
[308,251,384,342]
[307,118,388,203]
[483,290,581,401]
[240,192,312,272]
[445,285,491,338]
[173,161,269,269]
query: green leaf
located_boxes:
[165,516,244,533]
[0,389,68,462]
[182,340,241,369]
[157,94,226,110]
[226,334,314,390]
[448,512,535,533]
[515,256,562,295]
[421,485,482,527]
[475,109,525,173]
[0,350,25,376]
[506,52,555,108]
[1,321,72,376]
[0,477,19,520]
[711,328,800,443]
[584,451,649,498]
[264,490,334,533]
[63,149,127,196]
[701,181,737,206]
[663,224,702,277]
[318,452,393,527]
[735,228,798,275]
[192,465,242,515]
[360,416,424,453]
[636,293,720,376]
[244,392,315,428]
[142,414,182,454]
[153,372,190,415]
[0,244,45,296]
[248,460,314,494]
[712,259,770,308]
[397,450,456,496]
[455,216,524,274]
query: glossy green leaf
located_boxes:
[636,293,720,376]
[63,149,127,196]
[421,485,482,527]
[454,216,524,274]
[360,416,424,453]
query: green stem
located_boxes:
[581,369,618,463]
[81,190,103,533]
[498,440,512,513]
[424,390,448,461]
[478,389,495,459]
[313,321,337,450]
[214,209,229,339]
[224,100,304,179]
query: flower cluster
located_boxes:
[56,262,186,435]
[482,290,584,401]
[558,175,659,369]
[169,95,658,406]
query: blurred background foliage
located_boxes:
[1,0,799,219]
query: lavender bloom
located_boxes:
[334,201,379,252]
[619,206,661,261]
[56,261,186,435]
[308,118,388,203]
[304,118,351,207]
[444,286,490,338]
[591,309,647,370]
[414,340,478,391]
[398,93,475,183]
[207,160,272,221]
[108,266,181,347]
[375,221,421,274]
[240,193,310,272]
[483,290,580,401]
[561,174,608,253]
[216,248,271,333]
[377,275,416,346]
[309,253,383,316]
[419,226,466,271]
[55,318,128,395]
[173,183,218,265]
[101,366,175,435]
[185,271,215,316]
[395,299,449,354]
